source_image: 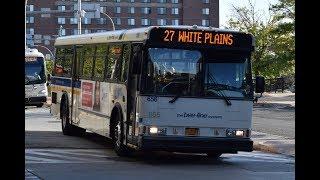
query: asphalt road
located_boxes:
[252,106,295,138]
[25,106,294,180]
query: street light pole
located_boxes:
[99,11,115,31]
[77,0,81,35]
[25,0,28,49]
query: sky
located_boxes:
[219,0,279,28]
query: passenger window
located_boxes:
[53,47,73,77]
[81,45,95,79]
[94,44,108,80]
[121,44,130,82]
[106,45,123,81]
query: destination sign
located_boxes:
[25,57,37,62]
[148,28,253,50]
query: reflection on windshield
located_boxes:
[204,61,250,98]
[145,48,202,96]
[25,57,46,85]
[143,48,253,99]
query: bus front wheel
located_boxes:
[113,112,131,157]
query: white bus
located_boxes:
[50,26,265,157]
[25,48,48,107]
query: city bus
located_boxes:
[25,48,48,107]
[49,26,265,157]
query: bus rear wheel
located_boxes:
[61,100,85,136]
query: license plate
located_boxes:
[185,128,199,136]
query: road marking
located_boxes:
[25,149,118,164]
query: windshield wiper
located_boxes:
[169,93,181,103]
[206,70,232,106]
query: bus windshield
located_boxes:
[25,57,46,85]
[143,48,253,99]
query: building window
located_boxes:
[157,19,166,26]
[202,8,209,15]
[27,5,34,11]
[157,7,166,14]
[203,0,209,3]
[97,18,107,24]
[202,19,209,26]
[58,5,65,11]
[58,17,66,24]
[26,17,34,24]
[171,8,179,15]
[115,0,121,2]
[115,7,121,13]
[142,7,151,14]
[158,0,166,3]
[26,28,34,35]
[128,18,135,25]
[141,18,151,26]
[82,18,91,24]
[141,0,151,2]
[100,6,107,13]
[114,18,121,25]
[70,18,78,24]
[59,28,66,36]
[128,7,135,14]
[172,19,179,25]
[84,29,91,34]
[97,29,107,33]
[171,0,178,3]
[73,29,78,35]
[129,0,135,2]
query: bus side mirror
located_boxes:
[255,76,265,93]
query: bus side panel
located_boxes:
[49,76,72,118]
[76,80,113,137]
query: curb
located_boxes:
[252,131,295,157]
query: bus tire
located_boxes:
[61,99,85,136]
[36,103,43,108]
[113,111,131,157]
[206,152,222,159]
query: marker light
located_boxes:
[149,127,158,134]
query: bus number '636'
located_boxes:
[147,96,157,102]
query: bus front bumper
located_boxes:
[138,136,253,153]
[25,96,47,105]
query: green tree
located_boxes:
[226,0,295,78]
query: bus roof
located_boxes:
[25,48,45,58]
[54,26,252,46]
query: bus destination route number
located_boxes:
[163,29,233,46]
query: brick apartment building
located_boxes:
[26,0,219,59]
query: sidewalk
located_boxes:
[254,91,295,109]
[252,131,295,157]
[253,91,295,157]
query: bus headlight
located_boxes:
[149,127,158,134]
[39,89,47,94]
[226,129,247,137]
[236,130,244,137]
[149,126,167,135]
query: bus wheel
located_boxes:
[36,103,43,108]
[113,113,130,156]
[206,152,222,159]
[61,101,85,136]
